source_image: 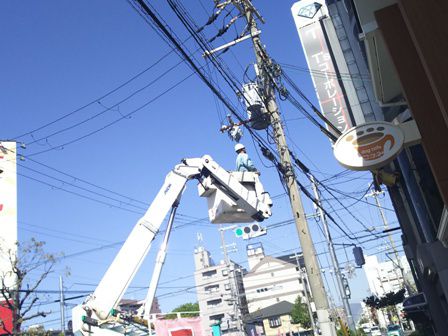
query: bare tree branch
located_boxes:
[21,310,51,323]
[19,296,39,317]
[0,238,58,334]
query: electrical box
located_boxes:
[242,83,270,130]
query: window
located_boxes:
[276,298,280,302]
[202,270,217,278]
[205,284,219,293]
[269,316,282,328]
[271,272,275,277]
[224,284,231,290]
[256,287,269,293]
[222,269,229,276]
[209,313,224,322]
[207,299,222,307]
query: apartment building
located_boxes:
[243,243,309,313]
[194,246,248,336]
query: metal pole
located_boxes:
[239,2,336,334]
[59,276,66,335]
[144,204,178,323]
[369,191,401,263]
[310,176,356,333]
[368,190,408,327]
[219,225,242,334]
[292,253,317,335]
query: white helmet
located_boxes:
[234,143,245,152]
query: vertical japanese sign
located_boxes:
[297,21,352,137]
[0,142,18,289]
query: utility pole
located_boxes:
[366,189,409,328]
[219,225,243,334]
[236,1,336,334]
[366,190,401,264]
[59,276,66,335]
[310,176,356,333]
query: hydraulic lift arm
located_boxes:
[73,155,272,335]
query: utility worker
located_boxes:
[235,143,258,172]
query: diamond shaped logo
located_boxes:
[297,2,322,19]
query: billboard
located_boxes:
[291,1,354,138]
[0,142,18,289]
[334,121,404,171]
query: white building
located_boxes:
[194,246,248,336]
[363,254,412,328]
[243,243,309,313]
[0,142,18,290]
[364,254,411,297]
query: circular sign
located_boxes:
[333,121,404,171]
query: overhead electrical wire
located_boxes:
[125,0,395,249]
[12,36,194,142]
[26,70,196,157]
[280,62,372,82]
[127,0,281,168]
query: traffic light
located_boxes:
[353,246,365,267]
[235,224,267,240]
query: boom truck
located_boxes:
[72,155,272,335]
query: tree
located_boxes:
[291,295,311,329]
[165,302,200,320]
[0,238,58,335]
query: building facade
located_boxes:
[291,1,448,334]
[243,243,309,314]
[194,246,248,336]
[245,301,306,336]
[364,255,411,297]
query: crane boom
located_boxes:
[73,155,272,335]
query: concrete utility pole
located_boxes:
[366,190,401,264]
[236,1,336,334]
[219,225,243,334]
[59,276,66,335]
[310,176,356,333]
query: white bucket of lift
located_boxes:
[242,83,270,130]
[198,172,271,224]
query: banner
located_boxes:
[154,317,204,336]
[296,21,353,137]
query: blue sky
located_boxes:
[0,0,402,330]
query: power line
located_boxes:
[27,68,196,157]
[12,39,192,141]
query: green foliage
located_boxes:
[356,328,367,336]
[358,316,369,324]
[164,302,200,319]
[364,289,406,309]
[290,296,311,329]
